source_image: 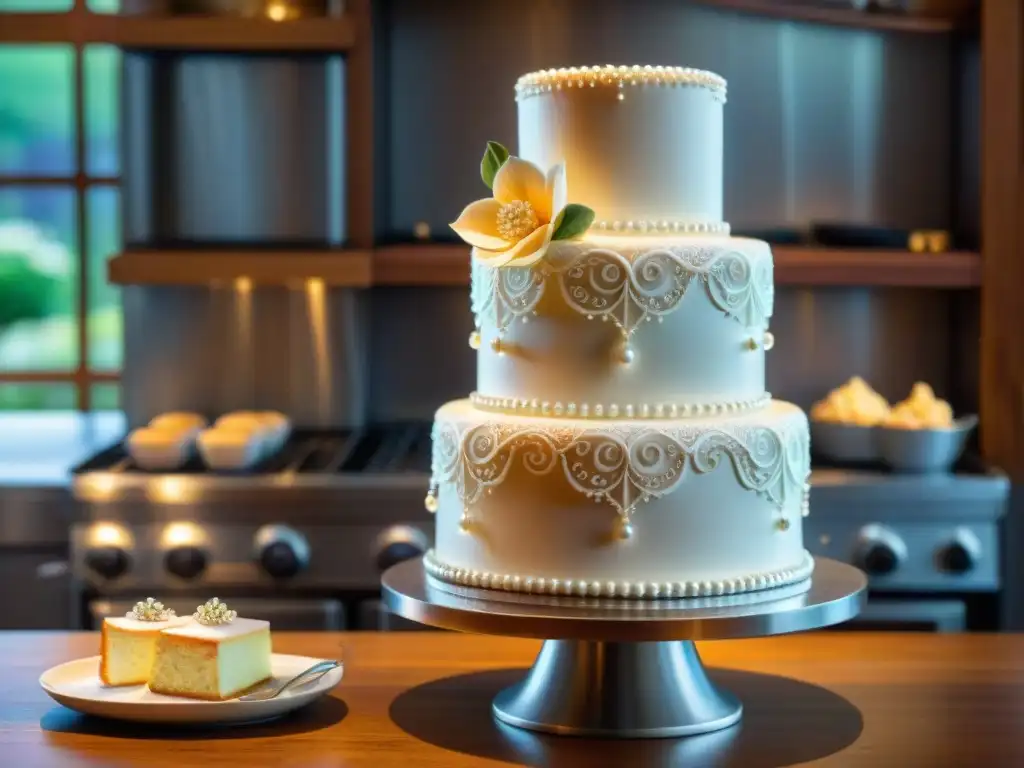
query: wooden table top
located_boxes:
[3,631,1022,767]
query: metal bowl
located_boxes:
[810,420,879,464]
[876,416,977,474]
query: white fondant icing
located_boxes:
[432,399,807,520]
[517,66,724,226]
[429,63,812,601]
[430,399,809,596]
[472,236,774,410]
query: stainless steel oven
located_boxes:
[807,461,1007,632]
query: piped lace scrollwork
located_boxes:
[471,242,774,340]
[430,414,809,528]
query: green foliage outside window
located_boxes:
[0,16,122,409]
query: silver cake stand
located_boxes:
[382,556,866,739]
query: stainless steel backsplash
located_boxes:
[120,2,977,426]
[383,0,954,236]
[123,52,346,246]
[122,285,368,428]
[363,286,966,420]
[122,282,969,425]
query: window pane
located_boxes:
[84,45,119,177]
[91,381,120,410]
[0,187,78,372]
[0,46,74,175]
[87,186,121,371]
[0,0,73,12]
[0,383,75,411]
[87,0,119,13]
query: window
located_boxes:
[0,1,121,411]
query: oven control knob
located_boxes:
[937,530,981,575]
[860,543,899,576]
[854,525,906,577]
[254,525,310,580]
[164,546,208,580]
[85,546,130,580]
[376,526,428,572]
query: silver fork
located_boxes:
[238,659,341,702]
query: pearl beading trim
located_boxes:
[592,219,731,236]
[470,391,772,420]
[424,549,814,600]
[515,65,727,102]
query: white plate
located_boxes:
[39,653,343,725]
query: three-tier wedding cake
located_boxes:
[425,65,812,599]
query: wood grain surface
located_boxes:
[980,0,1024,481]
[3,631,1024,767]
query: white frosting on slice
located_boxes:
[105,616,191,632]
[161,617,269,641]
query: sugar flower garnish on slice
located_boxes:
[450,140,595,268]
[193,597,237,626]
[127,597,176,622]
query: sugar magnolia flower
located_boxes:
[450,142,594,268]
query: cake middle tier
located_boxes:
[472,235,774,416]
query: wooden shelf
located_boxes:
[373,244,470,286]
[112,16,355,51]
[0,13,81,43]
[108,250,372,287]
[107,246,982,288]
[0,13,355,50]
[773,248,981,287]
[692,0,964,33]
[369,244,982,288]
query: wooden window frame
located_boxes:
[0,2,120,411]
[0,1,366,411]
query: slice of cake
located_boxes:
[148,598,272,700]
[100,598,189,686]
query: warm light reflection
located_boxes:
[161,521,207,549]
[82,474,118,501]
[306,278,331,421]
[265,2,294,21]
[306,277,325,298]
[233,274,254,406]
[150,476,197,505]
[88,521,132,548]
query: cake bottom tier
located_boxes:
[428,398,812,599]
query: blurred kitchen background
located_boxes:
[0,0,1016,633]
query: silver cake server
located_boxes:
[237,659,341,702]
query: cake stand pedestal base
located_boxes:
[382,557,865,740]
[492,639,741,737]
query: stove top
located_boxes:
[71,423,433,507]
[67,423,1011,612]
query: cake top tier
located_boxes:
[516,64,727,229]
[514,65,727,102]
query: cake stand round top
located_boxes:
[382,557,866,643]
